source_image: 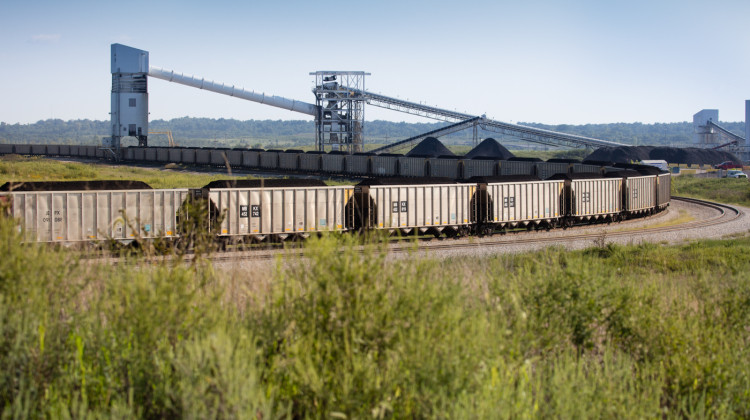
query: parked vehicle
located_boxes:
[726,169,748,179]
[715,161,743,170]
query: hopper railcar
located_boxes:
[1,166,670,246]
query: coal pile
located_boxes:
[202,179,326,189]
[407,137,454,158]
[585,146,741,166]
[464,138,514,160]
[648,147,740,166]
[463,175,540,183]
[585,146,653,163]
[358,177,456,186]
[0,180,152,192]
[548,173,607,181]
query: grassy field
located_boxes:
[672,174,750,207]
[0,155,238,188]
[0,156,354,189]
[1,219,749,418]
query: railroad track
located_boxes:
[203,197,742,263]
[384,197,741,255]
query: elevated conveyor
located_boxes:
[706,121,745,143]
[370,117,482,153]
[345,87,624,149]
[148,67,318,116]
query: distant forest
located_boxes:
[0,117,746,150]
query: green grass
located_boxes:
[2,214,750,417]
[672,174,750,207]
[0,156,352,189]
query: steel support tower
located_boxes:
[310,71,370,153]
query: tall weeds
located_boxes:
[1,210,749,418]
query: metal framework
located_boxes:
[370,117,482,154]
[705,121,749,162]
[310,71,370,153]
[345,87,624,149]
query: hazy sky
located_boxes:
[1,0,749,125]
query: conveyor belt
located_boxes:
[346,87,625,149]
[370,117,482,153]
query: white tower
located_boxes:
[110,44,149,156]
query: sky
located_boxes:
[1,0,749,126]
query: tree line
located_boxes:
[0,117,745,148]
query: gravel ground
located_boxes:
[214,199,750,273]
[409,200,749,260]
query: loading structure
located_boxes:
[310,71,370,153]
[108,43,624,160]
[109,44,150,155]
[693,106,749,163]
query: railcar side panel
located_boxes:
[14,144,32,155]
[195,149,211,165]
[131,147,145,161]
[3,189,188,243]
[144,147,158,162]
[371,156,399,176]
[31,144,47,155]
[122,147,135,161]
[181,148,197,164]
[345,155,370,176]
[462,159,498,179]
[241,150,260,168]
[300,153,322,172]
[46,144,60,156]
[500,161,536,176]
[207,186,353,238]
[260,151,280,169]
[366,184,473,231]
[210,149,229,166]
[168,148,182,163]
[321,154,346,173]
[484,180,564,224]
[656,173,671,208]
[536,162,570,180]
[428,158,461,179]
[398,157,428,177]
[156,147,170,163]
[279,152,301,171]
[624,175,656,213]
[226,150,243,167]
[570,178,622,217]
[572,163,603,174]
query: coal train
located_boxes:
[0,164,670,246]
[0,144,607,179]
